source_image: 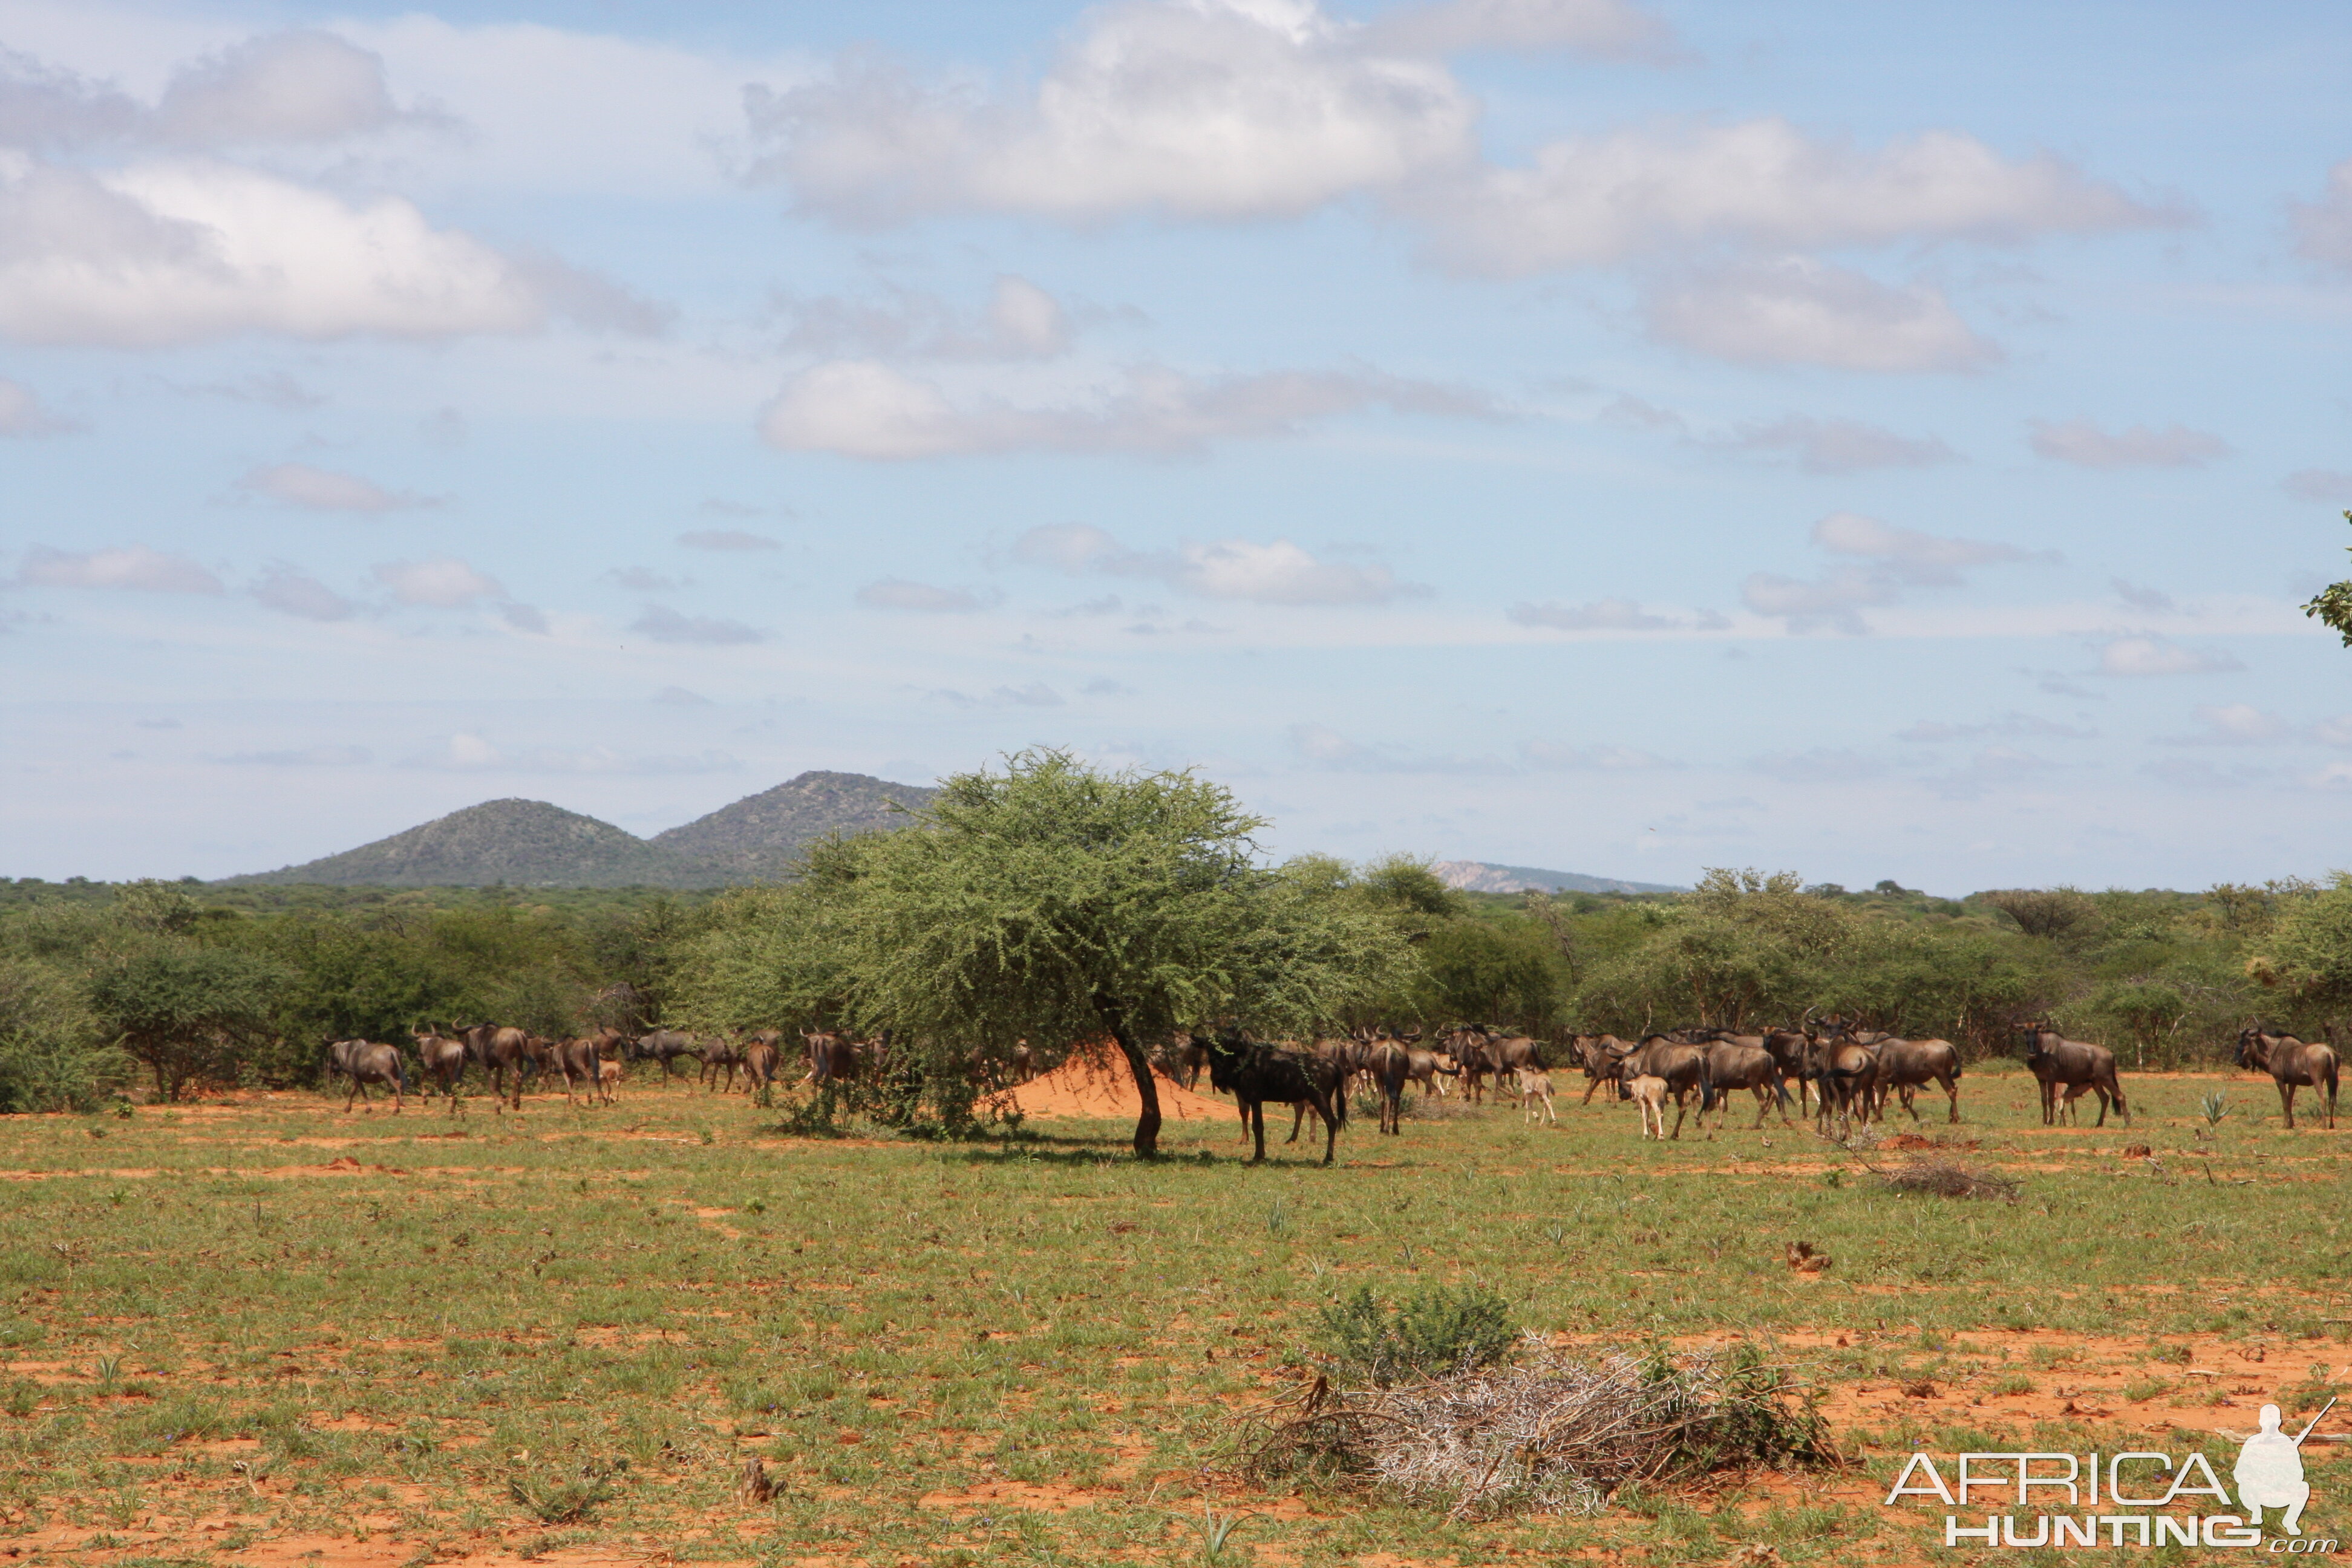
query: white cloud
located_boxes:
[2096,635,2243,677]
[2292,157,2352,273]
[402,732,740,774]
[16,543,221,593]
[2317,715,2352,748]
[1725,416,1956,474]
[760,359,1486,459]
[2112,578,2174,613]
[607,567,686,592]
[855,578,999,613]
[630,604,762,645]
[498,601,549,635]
[215,743,372,766]
[653,685,711,706]
[152,31,408,146]
[237,462,428,513]
[1508,596,1721,632]
[250,567,354,621]
[677,528,779,551]
[1926,745,2056,798]
[1810,511,2044,585]
[0,156,657,347]
[779,274,1073,362]
[2285,469,2352,503]
[1014,521,1425,605]
[1896,711,2096,743]
[1520,739,1678,769]
[0,376,70,434]
[2142,758,2258,791]
[2158,703,2293,746]
[1752,746,1881,783]
[743,0,1476,223]
[1642,258,1999,371]
[1365,0,1674,58]
[1410,119,2171,275]
[2028,417,2229,469]
[0,160,541,346]
[0,50,140,150]
[1740,512,2045,632]
[371,556,501,607]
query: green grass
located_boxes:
[0,1063,2337,1563]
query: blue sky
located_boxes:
[4,0,2351,892]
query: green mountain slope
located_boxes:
[649,770,937,881]
[220,799,715,889]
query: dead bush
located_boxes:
[1880,1155,2018,1203]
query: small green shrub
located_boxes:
[1314,1283,1517,1387]
[508,1472,611,1524]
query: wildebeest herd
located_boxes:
[318,1012,2340,1152]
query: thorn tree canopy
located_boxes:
[2304,509,2352,647]
[840,750,1414,1157]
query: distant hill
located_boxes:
[218,771,939,889]
[1432,860,1681,896]
[650,771,938,881]
[221,799,712,889]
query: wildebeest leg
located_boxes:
[1319,1093,1337,1166]
[1669,1088,1688,1140]
[2281,1080,2298,1131]
[1285,1102,1306,1144]
[1750,1086,1771,1130]
[1249,1100,1268,1164]
[1943,1073,1960,1125]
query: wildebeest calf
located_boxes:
[1519,1067,1557,1125]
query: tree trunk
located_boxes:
[1096,998,1161,1158]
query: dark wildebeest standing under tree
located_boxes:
[699,1036,745,1093]
[803,1030,862,1086]
[328,1039,407,1112]
[2019,1023,2128,1126]
[2238,1026,2340,1131]
[1206,1031,1341,1165]
[1570,1034,1633,1104]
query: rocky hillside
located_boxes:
[1432,860,1681,896]
[218,771,939,888]
[222,799,712,889]
[650,771,938,881]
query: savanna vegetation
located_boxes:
[4,750,2350,1116]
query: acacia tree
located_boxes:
[838,750,1410,1157]
[85,941,286,1100]
[2305,510,2352,645]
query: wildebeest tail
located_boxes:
[1696,1061,1717,1113]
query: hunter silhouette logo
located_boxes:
[2238,1400,2334,1537]
[1882,1397,2338,1549]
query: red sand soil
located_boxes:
[998,1055,1230,1122]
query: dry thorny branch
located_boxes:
[1240,1344,1835,1520]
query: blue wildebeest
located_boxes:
[2019,1022,2128,1126]
[328,1039,408,1112]
[410,1028,469,1112]
[1205,1030,1341,1165]
[1866,1034,1965,1124]
[1618,1032,1708,1139]
[2238,1025,2339,1131]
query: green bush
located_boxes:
[1314,1283,1518,1386]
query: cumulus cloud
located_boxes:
[1014,521,1424,605]
[371,556,501,607]
[1896,711,2096,742]
[653,685,711,705]
[2112,578,2175,613]
[855,578,1000,613]
[1742,512,2047,632]
[743,2,1476,224]
[758,359,1488,460]
[2292,158,2352,273]
[2157,704,2293,746]
[0,376,71,434]
[1642,258,1999,371]
[237,462,430,513]
[1365,0,1675,57]
[677,528,779,551]
[630,605,762,645]
[779,275,1074,361]
[0,159,658,347]
[2285,469,2352,503]
[2028,417,2229,469]
[1507,596,1722,632]
[1724,415,1956,474]
[1410,118,2172,275]
[16,544,221,593]
[1924,745,2056,799]
[153,32,410,146]
[1751,747,1881,783]
[215,743,373,766]
[402,732,739,774]
[251,567,355,621]
[499,601,549,635]
[2096,635,2243,677]
[1520,739,1679,769]
[1809,510,2046,584]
